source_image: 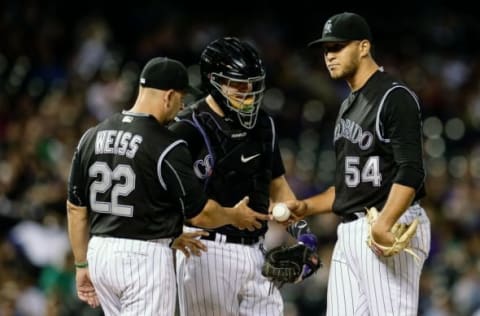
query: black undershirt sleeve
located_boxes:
[383,88,425,191]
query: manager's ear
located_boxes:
[359,40,370,56]
[164,89,175,109]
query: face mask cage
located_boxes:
[210,72,265,129]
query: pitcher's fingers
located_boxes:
[289,211,303,221]
[285,218,296,226]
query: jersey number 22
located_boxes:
[89,162,135,217]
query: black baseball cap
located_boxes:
[139,57,198,94]
[308,12,372,47]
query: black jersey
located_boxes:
[169,100,285,238]
[333,70,426,216]
[67,111,208,240]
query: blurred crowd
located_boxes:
[1,2,480,315]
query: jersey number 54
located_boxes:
[345,156,381,187]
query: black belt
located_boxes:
[201,232,260,245]
[341,211,366,223]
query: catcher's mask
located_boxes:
[200,37,266,129]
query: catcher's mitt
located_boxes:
[365,207,419,262]
[261,243,321,285]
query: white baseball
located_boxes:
[272,203,291,222]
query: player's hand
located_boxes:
[76,268,100,308]
[233,196,272,231]
[171,231,209,257]
[283,200,308,221]
[370,221,395,248]
[268,202,295,227]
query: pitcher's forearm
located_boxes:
[303,186,335,216]
[377,183,416,229]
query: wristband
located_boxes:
[74,261,88,268]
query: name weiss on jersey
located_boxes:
[95,130,143,158]
[334,118,373,150]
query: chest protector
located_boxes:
[178,103,274,236]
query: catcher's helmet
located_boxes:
[200,37,266,129]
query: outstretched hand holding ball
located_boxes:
[272,203,291,222]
